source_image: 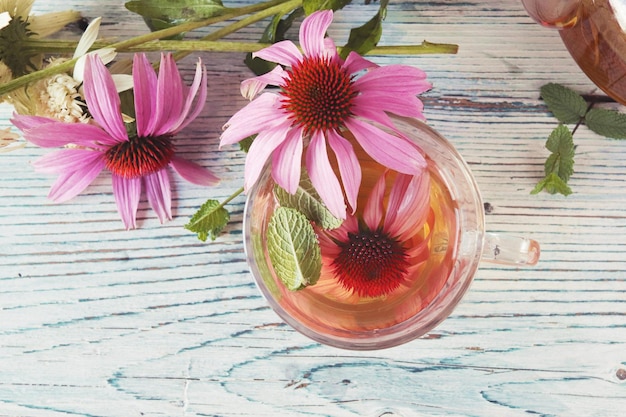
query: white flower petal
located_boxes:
[73,17,102,58]
[0,12,11,30]
[73,49,117,82]
[111,74,134,93]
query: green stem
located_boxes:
[21,38,458,55]
[219,186,245,209]
[361,41,459,55]
[171,0,302,62]
[0,0,458,97]
[0,0,297,96]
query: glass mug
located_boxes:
[243,117,540,350]
[521,0,626,105]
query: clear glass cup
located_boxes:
[243,117,539,350]
[521,0,626,105]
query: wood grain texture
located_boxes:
[1,1,625,416]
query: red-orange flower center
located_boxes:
[280,56,357,133]
[331,227,411,297]
[105,135,174,179]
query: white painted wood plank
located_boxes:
[1,1,625,416]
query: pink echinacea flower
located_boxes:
[316,169,432,298]
[221,10,432,219]
[11,53,219,229]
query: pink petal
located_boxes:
[32,148,104,174]
[244,122,293,191]
[316,224,344,257]
[240,65,287,99]
[299,10,334,58]
[170,57,208,134]
[323,214,358,244]
[10,113,55,131]
[354,65,431,95]
[343,51,378,74]
[327,130,361,213]
[305,130,346,220]
[169,156,219,186]
[132,53,158,138]
[391,171,431,242]
[46,153,106,202]
[350,103,398,131]
[383,173,412,233]
[83,54,128,141]
[112,175,142,230]
[220,93,286,146]
[144,169,172,224]
[16,119,121,148]
[363,170,387,231]
[353,93,426,120]
[271,128,303,194]
[322,37,340,61]
[151,53,185,136]
[345,118,426,175]
[253,40,303,67]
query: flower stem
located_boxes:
[171,0,302,62]
[362,41,459,55]
[0,0,458,97]
[219,186,245,210]
[0,0,300,96]
[20,38,459,55]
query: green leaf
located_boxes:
[274,171,342,230]
[340,0,388,59]
[267,207,321,290]
[303,0,352,15]
[532,125,575,196]
[544,124,575,182]
[540,83,588,124]
[125,0,227,36]
[584,108,626,139]
[238,134,256,153]
[184,199,230,241]
[531,172,572,196]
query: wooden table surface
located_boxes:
[1,1,625,416]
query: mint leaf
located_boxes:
[544,124,575,182]
[184,199,230,241]
[531,172,572,196]
[532,125,575,196]
[340,0,388,59]
[274,172,342,230]
[267,207,321,291]
[541,83,588,124]
[584,108,626,139]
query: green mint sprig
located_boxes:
[267,206,322,291]
[532,83,626,196]
[267,173,340,290]
[184,190,238,241]
[531,124,575,196]
[274,171,343,230]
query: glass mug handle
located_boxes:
[481,233,540,266]
[520,0,581,28]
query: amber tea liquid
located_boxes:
[254,157,459,340]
